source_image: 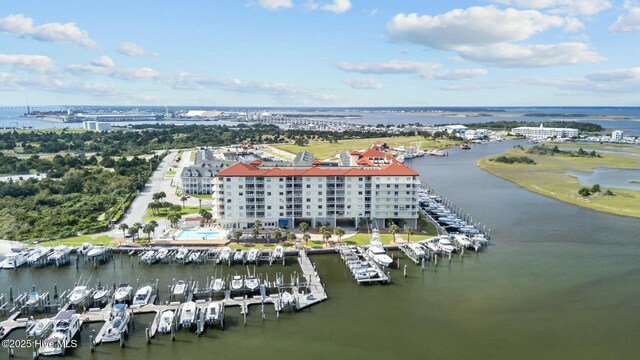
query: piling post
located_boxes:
[171,322,176,341]
[120,331,125,348]
[403,264,407,278]
[8,347,14,358]
[448,251,452,262]
[9,286,13,303]
[90,334,95,352]
[421,258,424,270]
[145,327,150,344]
[387,271,391,284]
[434,254,438,266]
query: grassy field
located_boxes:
[189,193,213,200]
[144,205,202,221]
[273,136,459,160]
[552,142,640,154]
[478,147,640,217]
[342,232,430,246]
[38,235,117,246]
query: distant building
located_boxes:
[442,125,468,134]
[82,121,111,132]
[611,130,624,141]
[511,124,578,139]
[464,129,489,140]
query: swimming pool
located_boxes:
[175,229,221,239]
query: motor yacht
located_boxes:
[113,284,133,303]
[244,276,260,292]
[102,304,130,343]
[218,247,231,262]
[27,318,53,338]
[38,311,82,356]
[246,248,259,263]
[366,229,393,267]
[158,310,174,334]
[132,285,153,306]
[212,278,225,292]
[232,249,245,263]
[204,302,222,325]
[230,275,244,291]
[273,245,284,260]
[68,286,91,306]
[92,287,111,306]
[175,248,189,262]
[179,301,196,328]
[86,244,108,259]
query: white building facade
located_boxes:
[212,151,419,230]
[512,124,579,139]
[611,130,624,141]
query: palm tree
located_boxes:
[149,220,158,235]
[180,195,188,209]
[132,222,143,238]
[252,220,263,240]
[167,212,181,228]
[334,226,345,243]
[233,230,243,242]
[128,227,138,240]
[118,223,129,238]
[271,229,282,243]
[202,211,212,225]
[286,231,296,243]
[302,233,311,248]
[322,230,331,244]
[148,202,159,216]
[298,221,309,235]
[320,225,328,236]
[198,198,202,210]
[143,223,154,241]
[404,227,413,243]
[389,223,399,243]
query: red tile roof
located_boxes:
[216,161,418,177]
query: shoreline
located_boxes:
[477,147,640,218]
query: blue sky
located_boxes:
[1,0,639,106]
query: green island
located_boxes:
[462,120,605,132]
[478,143,640,217]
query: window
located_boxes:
[239,206,244,210]
[267,206,271,210]
[267,192,271,196]
[306,184,311,188]
[280,212,284,216]
[239,185,243,189]
[318,191,323,195]
[306,198,311,202]
[318,205,323,209]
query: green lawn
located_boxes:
[190,151,197,162]
[273,136,460,160]
[190,193,213,200]
[478,148,640,217]
[166,169,176,176]
[38,235,117,247]
[341,232,431,246]
[144,205,203,221]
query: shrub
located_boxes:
[578,187,591,197]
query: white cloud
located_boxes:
[586,67,640,82]
[0,54,56,73]
[342,78,383,90]
[307,0,351,13]
[530,67,640,94]
[457,42,604,67]
[258,0,293,10]
[118,42,155,57]
[492,0,612,16]
[0,14,97,48]
[609,7,640,32]
[336,60,487,80]
[66,64,161,80]
[388,7,572,50]
[386,6,602,67]
[91,55,114,68]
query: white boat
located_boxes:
[281,291,295,308]
[38,310,82,356]
[438,238,456,254]
[204,302,222,325]
[427,149,446,157]
[273,246,284,260]
[179,301,197,328]
[175,248,189,262]
[2,250,28,269]
[218,247,231,262]
[212,278,225,292]
[244,276,260,292]
[366,229,393,267]
[155,248,169,262]
[78,242,92,255]
[27,247,51,265]
[172,280,187,298]
[158,310,174,334]
[26,291,43,309]
[102,304,130,343]
[47,245,72,265]
[27,318,53,338]
[396,154,405,163]
[132,285,153,306]
[246,248,259,263]
[232,249,245,263]
[353,267,379,280]
[68,286,91,305]
[140,250,156,264]
[87,244,108,259]
[187,251,200,263]
[114,284,133,303]
[92,287,111,306]
[230,275,244,291]
[407,243,426,259]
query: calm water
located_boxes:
[568,168,640,191]
[3,141,640,359]
[2,107,640,136]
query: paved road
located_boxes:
[117,150,177,227]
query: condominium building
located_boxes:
[212,149,419,230]
[511,124,579,139]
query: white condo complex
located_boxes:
[211,149,419,230]
[511,123,579,139]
